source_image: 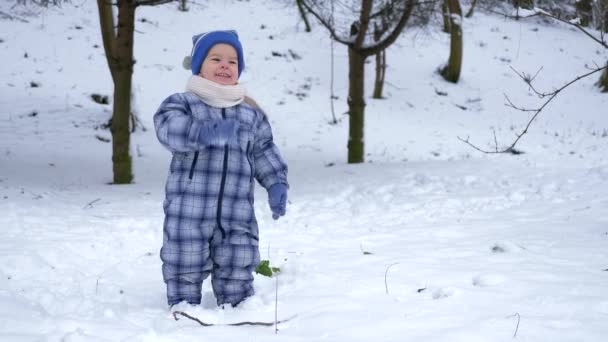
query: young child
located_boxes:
[153,30,289,308]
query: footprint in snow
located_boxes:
[472,273,507,287]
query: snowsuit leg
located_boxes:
[210,238,260,306]
[160,195,214,306]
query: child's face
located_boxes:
[199,43,239,86]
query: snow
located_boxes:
[1,0,607,341]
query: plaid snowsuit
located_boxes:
[154,92,288,306]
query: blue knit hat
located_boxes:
[182,30,245,77]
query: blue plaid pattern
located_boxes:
[154,92,288,306]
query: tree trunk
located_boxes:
[441,0,463,83]
[601,0,608,32]
[347,47,366,163]
[372,49,386,99]
[112,1,135,184]
[512,0,533,10]
[98,0,135,184]
[179,0,188,12]
[442,1,450,33]
[575,0,593,26]
[599,63,608,93]
[465,0,478,18]
[296,0,311,32]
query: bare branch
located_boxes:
[0,10,29,22]
[96,0,118,79]
[489,8,608,49]
[460,65,607,154]
[358,0,417,56]
[353,0,373,49]
[300,0,353,46]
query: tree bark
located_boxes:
[599,62,608,92]
[442,1,450,33]
[441,0,463,83]
[347,47,366,163]
[112,0,135,184]
[465,0,478,18]
[97,0,135,184]
[179,0,188,12]
[372,49,386,99]
[512,0,533,10]
[575,0,593,26]
[296,0,311,32]
[601,0,608,32]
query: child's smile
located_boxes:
[199,43,239,86]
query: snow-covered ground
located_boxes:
[1,1,607,341]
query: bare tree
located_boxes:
[459,8,608,153]
[97,0,175,184]
[301,0,417,163]
[440,0,463,83]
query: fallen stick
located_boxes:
[173,311,296,327]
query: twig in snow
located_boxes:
[360,243,373,255]
[173,310,296,327]
[384,262,399,294]
[84,198,101,209]
[274,274,279,334]
[507,312,521,338]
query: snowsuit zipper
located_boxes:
[216,108,229,239]
[188,151,199,180]
[246,141,253,185]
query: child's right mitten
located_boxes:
[198,119,239,147]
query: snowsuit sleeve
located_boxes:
[154,93,204,153]
[252,113,288,190]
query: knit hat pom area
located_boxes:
[185,30,245,77]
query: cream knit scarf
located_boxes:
[186,75,246,108]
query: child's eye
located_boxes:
[229,61,237,65]
[211,58,220,62]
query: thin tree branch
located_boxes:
[459,65,607,154]
[300,0,353,46]
[489,8,608,49]
[96,0,118,80]
[358,0,417,56]
[353,0,373,49]
[0,10,29,22]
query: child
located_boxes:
[153,30,289,308]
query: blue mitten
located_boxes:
[198,119,239,147]
[267,183,288,220]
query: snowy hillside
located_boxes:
[1,0,607,341]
